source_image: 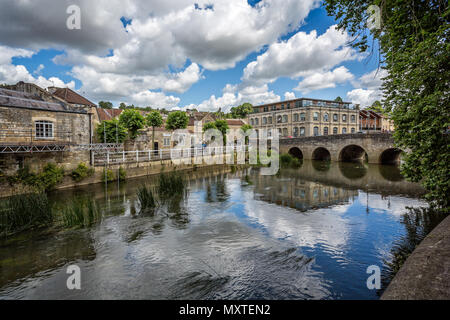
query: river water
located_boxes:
[0,161,430,299]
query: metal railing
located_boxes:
[93,146,249,166]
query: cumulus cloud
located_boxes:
[294,66,354,93]
[284,92,296,100]
[346,68,387,107]
[183,83,280,111]
[0,46,75,90]
[242,25,357,85]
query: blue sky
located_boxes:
[0,1,384,110]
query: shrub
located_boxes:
[280,153,302,168]
[118,167,127,181]
[38,163,65,191]
[101,168,115,183]
[71,162,94,182]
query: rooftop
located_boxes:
[0,88,87,114]
[52,88,96,107]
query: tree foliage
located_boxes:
[146,110,164,148]
[165,111,189,130]
[119,109,145,139]
[96,119,128,143]
[230,103,253,119]
[324,0,449,210]
[98,101,113,109]
[334,96,343,102]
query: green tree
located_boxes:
[119,109,145,139]
[98,101,113,109]
[366,100,387,115]
[165,111,189,130]
[96,119,127,143]
[241,124,253,144]
[119,102,127,110]
[324,0,449,210]
[202,121,216,132]
[334,96,343,102]
[146,110,164,149]
[230,103,254,119]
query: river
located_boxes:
[0,161,433,299]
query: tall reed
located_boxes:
[137,185,157,214]
[158,172,186,196]
[59,198,102,228]
[0,192,53,236]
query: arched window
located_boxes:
[293,127,299,137]
[268,116,272,124]
[313,126,319,136]
[250,119,254,125]
[277,115,282,123]
[342,127,347,134]
[300,127,305,136]
[263,117,267,125]
[300,113,306,121]
[313,112,319,121]
[324,113,329,122]
[283,115,288,123]
[333,114,338,122]
[283,128,288,136]
[324,127,329,135]
[255,118,259,125]
[333,127,338,134]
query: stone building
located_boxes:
[247,98,359,137]
[359,110,395,132]
[0,88,91,175]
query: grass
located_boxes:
[137,185,157,214]
[158,172,186,196]
[0,192,53,236]
[59,197,102,228]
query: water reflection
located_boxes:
[0,162,431,300]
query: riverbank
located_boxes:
[382,214,450,300]
[0,157,241,198]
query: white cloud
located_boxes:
[294,66,354,93]
[284,92,296,100]
[242,25,357,85]
[183,83,280,112]
[0,45,75,90]
[346,68,387,106]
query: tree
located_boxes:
[230,103,254,119]
[98,101,113,109]
[119,102,127,110]
[241,124,253,145]
[146,110,163,149]
[119,109,145,139]
[165,111,189,130]
[203,120,229,144]
[366,100,386,114]
[334,96,343,102]
[202,121,216,132]
[324,1,449,210]
[96,119,127,143]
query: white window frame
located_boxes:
[35,120,54,139]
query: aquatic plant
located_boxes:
[71,162,94,182]
[59,197,102,228]
[0,192,53,236]
[158,172,186,196]
[137,185,157,214]
[118,167,127,181]
[280,153,302,168]
[101,168,115,183]
[7,163,65,191]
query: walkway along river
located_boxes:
[0,161,443,299]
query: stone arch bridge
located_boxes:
[279,133,401,164]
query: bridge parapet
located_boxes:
[279,133,398,164]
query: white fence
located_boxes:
[93,146,249,166]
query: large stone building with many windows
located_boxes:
[247,98,359,137]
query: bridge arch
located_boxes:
[380,148,402,165]
[312,147,331,161]
[339,145,368,162]
[288,147,303,160]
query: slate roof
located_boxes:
[0,88,87,114]
[52,88,96,106]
